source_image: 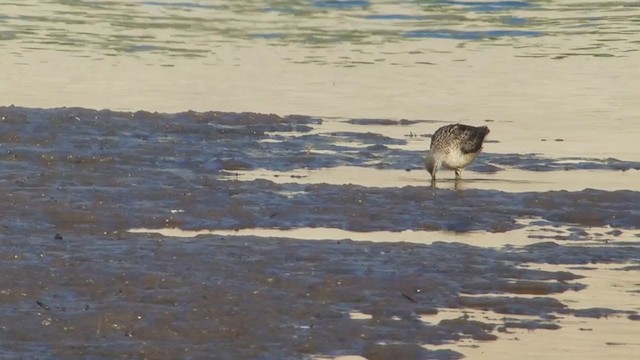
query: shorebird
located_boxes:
[424,124,490,183]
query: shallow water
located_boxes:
[1,0,640,359]
[2,1,640,126]
[1,106,639,359]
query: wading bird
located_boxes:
[424,124,490,184]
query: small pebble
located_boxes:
[36,300,51,311]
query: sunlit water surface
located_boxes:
[1,1,639,359]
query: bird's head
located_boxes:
[424,151,441,181]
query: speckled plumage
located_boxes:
[424,124,490,182]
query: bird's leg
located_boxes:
[454,169,462,180]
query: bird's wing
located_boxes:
[457,125,490,154]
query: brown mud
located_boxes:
[0,106,638,359]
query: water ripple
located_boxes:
[1,0,638,60]
[403,29,543,39]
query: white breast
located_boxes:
[442,150,479,170]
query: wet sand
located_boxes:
[5,231,638,359]
[0,106,638,359]
[2,1,640,358]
